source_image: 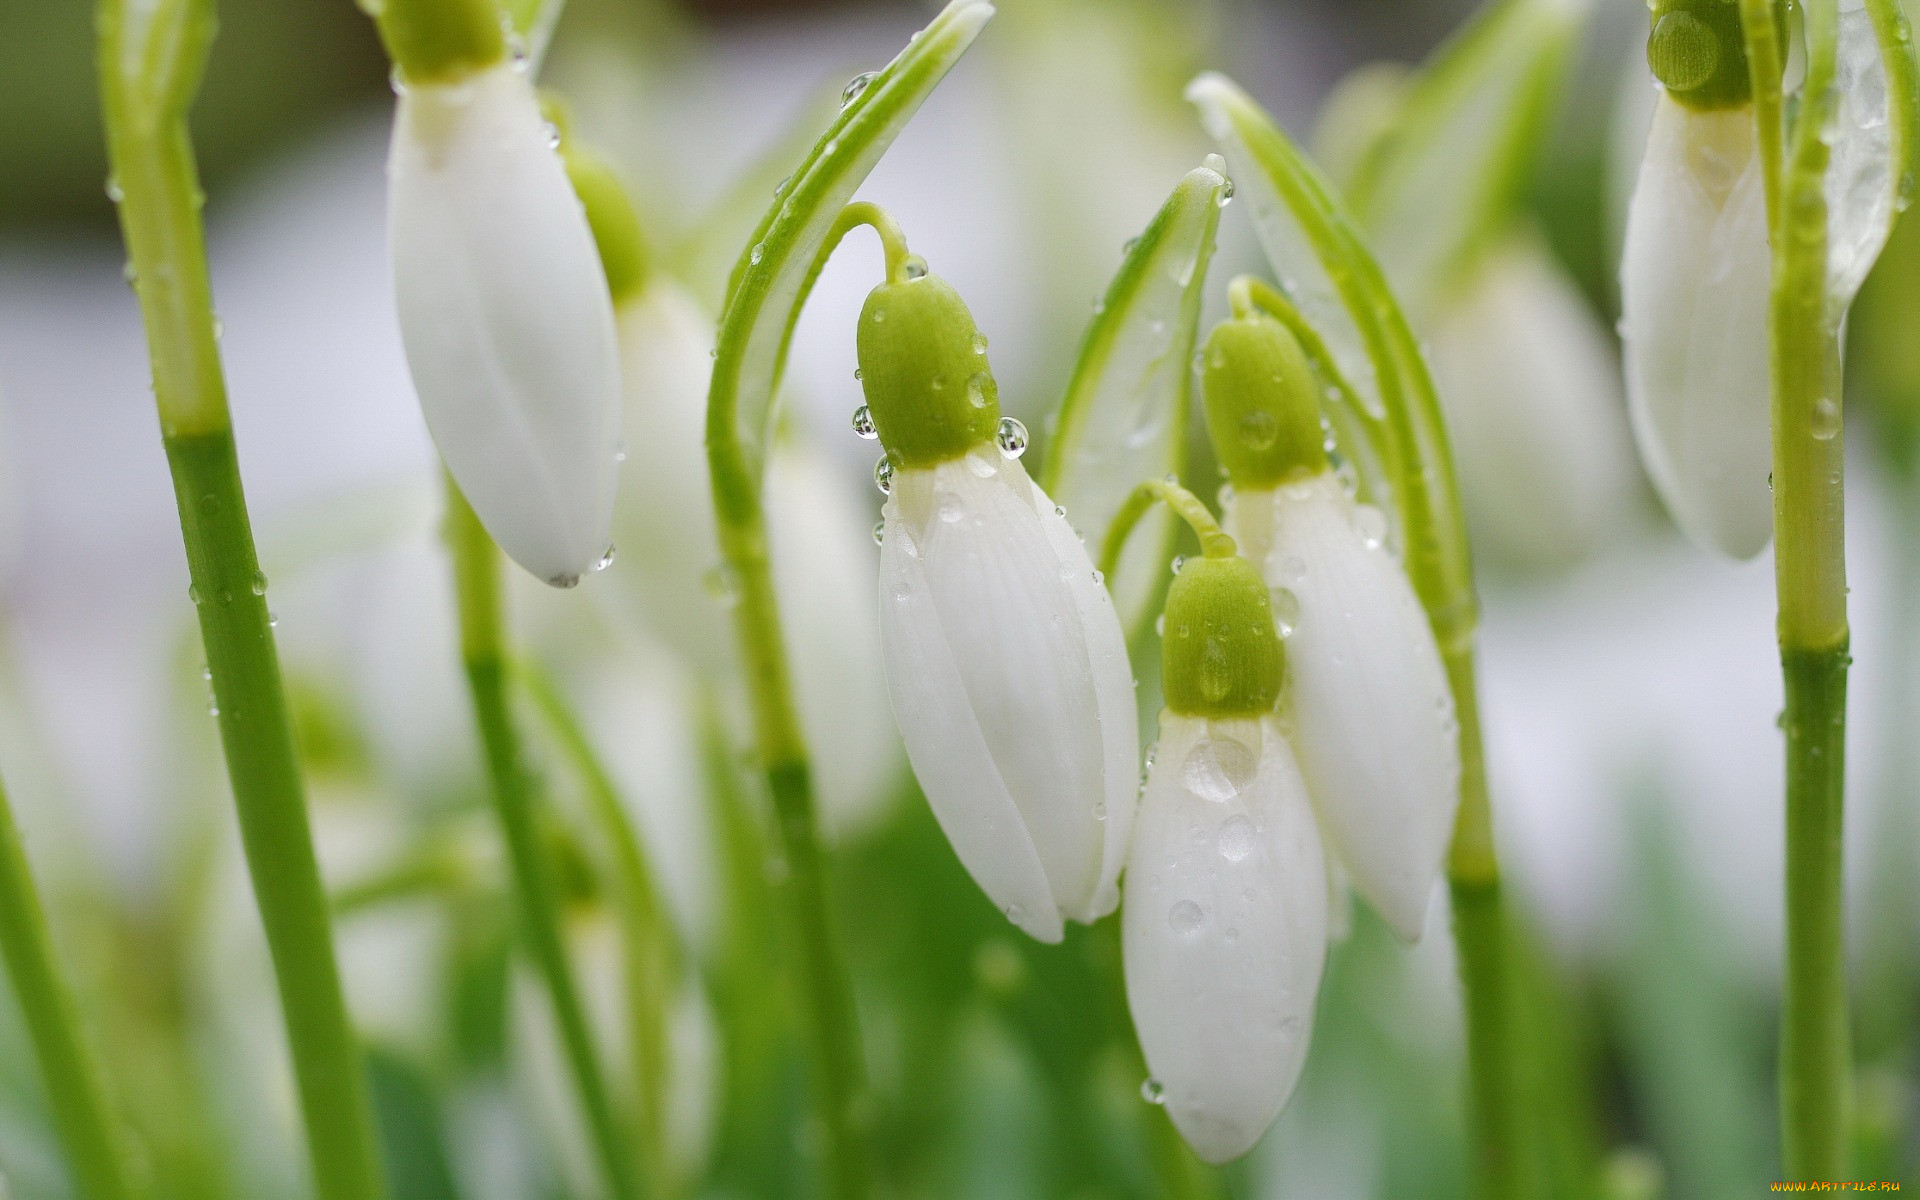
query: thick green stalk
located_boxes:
[1746,0,1853,1176]
[98,0,386,1191]
[0,775,137,1200]
[442,484,646,1200]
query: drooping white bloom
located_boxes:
[1620,93,1772,559]
[606,279,901,841]
[388,60,622,585]
[1230,473,1460,942]
[877,446,1137,942]
[1123,712,1327,1164]
[1428,235,1638,568]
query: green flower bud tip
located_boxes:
[857,271,1001,469]
[1161,554,1284,719]
[1200,312,1328,490]
[377,0,507,86]
[541,96,648,304]
[1645,0,1783,110]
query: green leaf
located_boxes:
[708,0,995,484]
[1041,160,1227,632]
[1185,72,1476,644]
[1342,0,1590,315]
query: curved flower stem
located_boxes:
[443,482,646,1200]
[1098,479,1237,577]
[0,774,137,1200]
[97,1,386,1194]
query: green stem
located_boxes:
[708,269,873,1200]
[98,0,387,1185]
[520,663,680,1197]
[0,776,138,1200]
[442,484,647,1200]
[1755,0,1853,1177]
[1097,479,1236,579]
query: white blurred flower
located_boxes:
[1123,712,1327,1163]
[1230,472,1460,942]
[1620,94,1772,559]
[388,60,622,585]
[1428,235,1639,568]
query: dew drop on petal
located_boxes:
[1275,555,1307,586]
[594,545,616,572]
[1238,410,1278,449]
[1352,504,1388,549]
[872,520,885,545]
[1093,802,1108,821]
[937,492,965,523]
[971,332,989,355]
[249,571,268,596]
[1812,396,1841,441]
[547,573,581,589]
[841,71,878,106]
[902,255,928,279]
[851,404,878,439]
[704,565,741,606]
[874,454,895,494]
[995,416,1028,457]
[966,372,992,409]
[1218,176,1235,205]
[1168,899,1206,935]
[1170,555,1185,576]
[1183,734,1258,802]
[748,242,765,266]
[1218,815,1256,862]
[1269,587,1300,637]
[1141,1078,1166,1105]
[1003,903,1025,925]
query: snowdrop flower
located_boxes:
[1124,534,1327,1163]
[861,240,1137,942]
[1205,306,1460,942]
[1620,0,1776,558]
[379,0,622,585]
[1428,234,1638,569]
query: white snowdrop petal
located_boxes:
[878,476,1064,943]
[1620,95,1773,559]
[1428,236,1637,567]
[389,62,622,584]
[1123,713,1327,1164]
[1827,0,1898,309]
[1032,479,1140,921]
[1233,475,1459,942]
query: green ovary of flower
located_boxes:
[1645,0,1780,110]
[1200,312,1328,490]
[1160,554,1285,720]
[857,272,1001,468]
[376,0,506,86]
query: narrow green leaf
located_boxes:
[710,0,995,481]
[1041,160,1226,631]
[1344,0,1589,314]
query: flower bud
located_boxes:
[868,268,1137,942]
[857,273,1001,468]
[387,52,622,586]
[1123,710,1327,1162]
[1199,313,1328,490]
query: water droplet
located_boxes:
[841,71,878,106]
[871,308,887,324]
[1238,410,1278,450]
[1352,505,1388,549]
[1218,815,1256,862]
[1053,505,1066,517]
[123,261,138,288]
[966,372,993,409]
[249,571,267,596]
[774,174,792,198]
[874,454,895,494]
[902,255,928,279]
[971,332,989,355]
[1218,176,1236,205]
[1275,555,1307,586]
[823,137,839,155]
[851,404,878,439]
[995,416,1028,457]
[614,442,628,464]
[207,699,220,717]
[1268,588,1300,637]
[704,565,740,606]
[389,65,409,94]
[1091,569,1105,585]
[594,545,616,572]
[187,583,202,605]
[267,611,279,628]
[872,520,886,545]
[1183,734,1258,802]
[1168,899,1205,935]
[1141,1078,1166,1105]
[1122,236,1140,254]
[1170,555,1186,576]
[749,242,765,266]
[1093,802,1108,821]
[1811,396,1841,441]
[543,121,562,149]
[1155,613,1167,636]
[1003,903,1025,925]
[937,492,965,523]
[104,176,123,203]
[547,573,581,589]
[1225,926,1240,941]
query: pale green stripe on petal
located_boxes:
[1042,160,1227,632]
